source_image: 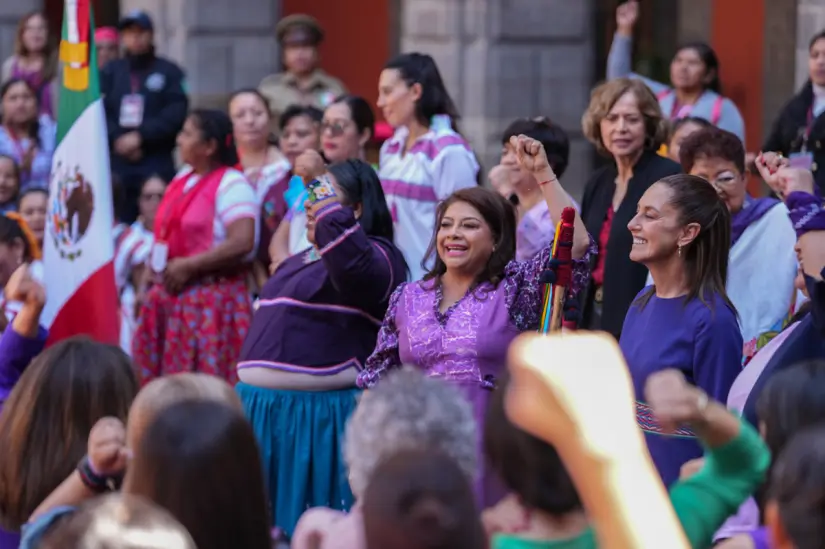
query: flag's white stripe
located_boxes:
[66,0,79,43]
[41,98,115,328]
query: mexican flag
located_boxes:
[41,0,119,345]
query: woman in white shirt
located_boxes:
[377,53,479,281]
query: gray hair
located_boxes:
[344,367,478,497]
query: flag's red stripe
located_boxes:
[78,0,91,48]
[46,261,120,346]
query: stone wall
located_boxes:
[119,0,281,110]
[0,1,36,62]
[399,0,596,199]
[796,0,825,89]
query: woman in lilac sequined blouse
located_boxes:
[357,136,595,506]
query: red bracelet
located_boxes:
[538,178,557,186]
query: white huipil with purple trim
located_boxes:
[379,115,479,281]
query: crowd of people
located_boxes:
[0,1,822,548]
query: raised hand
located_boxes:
[754,152,790,196]
[294,149,327,183]
[616,1,639,34]
[88,417,130,477]
[644,369,708,434]
[509,135,555,180]
[5,264,45,309]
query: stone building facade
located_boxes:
[0,0,822,198]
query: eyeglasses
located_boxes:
[321,120,351,137]
[710,174,739,188]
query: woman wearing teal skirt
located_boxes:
[235,151,406,536]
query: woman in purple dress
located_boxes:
[358,135,595,506]
[620,173,743,488]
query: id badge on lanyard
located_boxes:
[119,74,144,128]
[791,105,817,170]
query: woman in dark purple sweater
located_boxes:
[235,153,406,536]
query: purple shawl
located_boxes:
[731,196,780,247]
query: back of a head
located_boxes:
[757,359,825,458]
[0,337,138,529]
[124,400,271,549]
[40,493,195,549]
[127,373,243,449]
[133,373,242,417]
[362,449,485,549]
[484,374,581,515]
[344,367,477,498]
[767,425,825,549]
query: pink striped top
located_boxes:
[378,116,478,280]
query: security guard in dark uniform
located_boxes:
[100,10,189,223]
[259,14,347,126]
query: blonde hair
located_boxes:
[40,493,196,549]
[581,78,668,157]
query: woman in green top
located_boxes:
[483,369,770,549]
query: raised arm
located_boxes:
[0,265,46,411]
[646,370,770,549]
[607,1,669,94]
[511,135,590,258]
[313,202,401,304]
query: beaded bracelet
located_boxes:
[77,455,123,493]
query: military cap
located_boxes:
[276,14,324,46]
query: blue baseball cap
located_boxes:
[118,10,154,31]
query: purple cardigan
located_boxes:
[0,325,47,414]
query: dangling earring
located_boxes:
[677,244,682,257]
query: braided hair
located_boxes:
[188,109,239,167]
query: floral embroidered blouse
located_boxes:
[357,238,596,387]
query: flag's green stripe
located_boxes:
[56,2,100,145]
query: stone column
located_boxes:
[400,0,596,199]
[0,0,42,62]
[120,0,281,109]
[763,0,797,137]
[796,0,825,89]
